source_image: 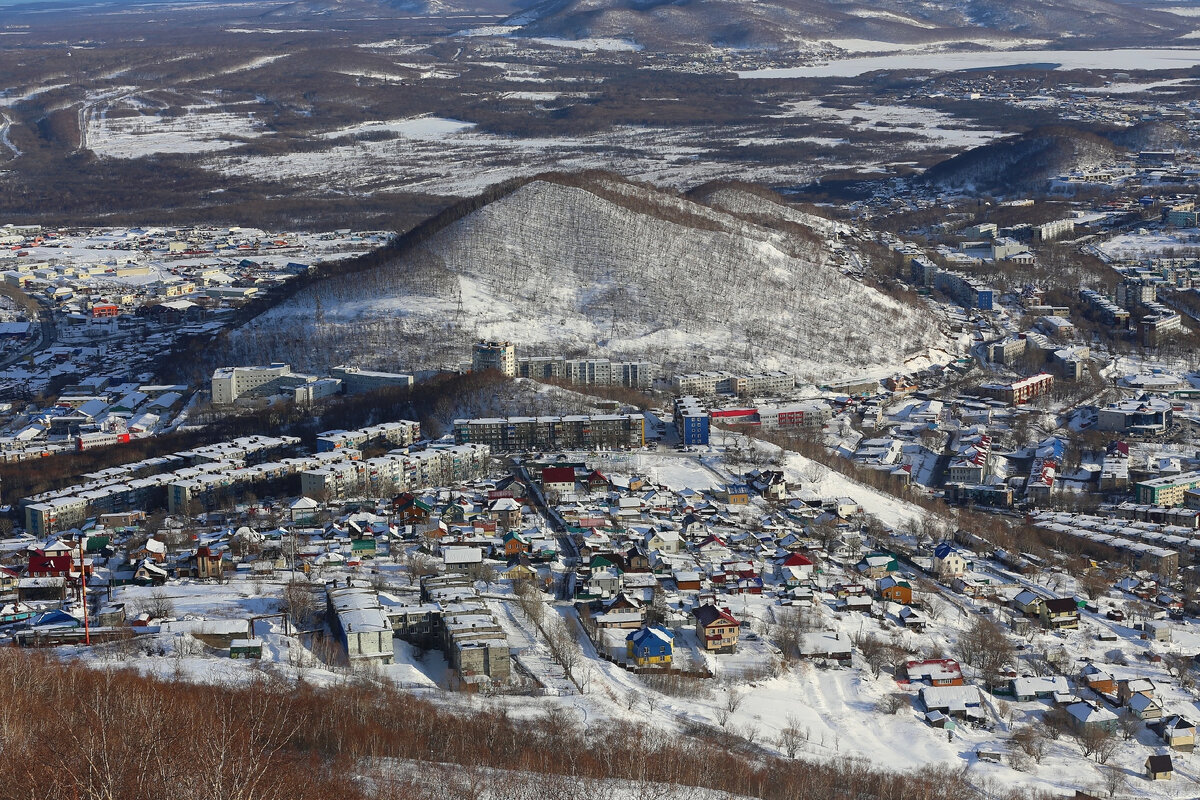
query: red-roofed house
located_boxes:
[541,467,576,497]
[584,470,610,493]
[28,551,73,578]
[904,658,964,686]
[694,604,739,653]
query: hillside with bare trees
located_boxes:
[229,173,946,379]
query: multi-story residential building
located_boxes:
[420,575,510,683]
[1117,279,1157,309]
[758,400,833,430]
[934,270,994,310]
[1079,289,1131,327]
[947,434,992,485]
[452,414,644,451]
[315,421,422,452]
[1136,470,1200,506]
[515,355,658,388]
[327,585,394,665]
[670,371,795,397]
[1140,303,1183,346]
[990,337,1027,365]
[1098,398,1173,434]
[674,396,710,445]
[671,372,727,396]
[619,361,658,389]
[472,341,516,377]
[562,358,612,385]
[1033,218,1076,243]
[1164,202,1199,228]
[978,373,1054,405]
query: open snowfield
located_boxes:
[738,47,1200,78]
[779,99,1001,149]
[1097,228,1200,260]
[87,109,268,157]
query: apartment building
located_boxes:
[1079,289,1130,327]
[452,414,644,452]
[1033,218,1076,243]
[670,371,795,397]
[1140,303,1183,346]
[515,354,658,389]
[978,373,1054,405]
[757,400,833,430]
[990,337,1027,365]
[327,585,394,665]
[1136,471,1200,506]
[934,270,994,310]
[316,421,422,452]
[472,341,516,377]
[674,396,710,445]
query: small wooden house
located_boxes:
[1145,754,1173,781]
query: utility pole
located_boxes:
[78,537,91,646]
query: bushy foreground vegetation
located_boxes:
[0,651,1053,800]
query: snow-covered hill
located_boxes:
[501,0,1196,51]
[234,174,949,379]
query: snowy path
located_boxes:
[0,112,19,158]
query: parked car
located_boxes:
[1106,609,1125,621]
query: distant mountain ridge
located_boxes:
[502,0,1198,50]
[234,173,949,381]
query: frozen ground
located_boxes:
[738,47,1200,78]
[87,109,268,157]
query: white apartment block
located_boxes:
[211,364,295,404]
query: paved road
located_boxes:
[0,292,55,371]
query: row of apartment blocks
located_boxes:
[22,435,302,535]
[470,340,658,389]
[326,575,511,683]
[299,443,492,502]
[669,371,795,397]
[989,332,1090,381]
[517,356,658,389]
[315,421,421,452]
[21,422,432,534]
[1080,289,1132,327]
[452,414,645,452]
[910,258,994,310]
[419,574,510,683]
[211,363,413,405]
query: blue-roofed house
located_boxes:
[626,624,674,666]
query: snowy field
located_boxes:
[1097,228,1200,260]
[87,109,268,157]
[738,47,1200,78]
[778,99,1000,149]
